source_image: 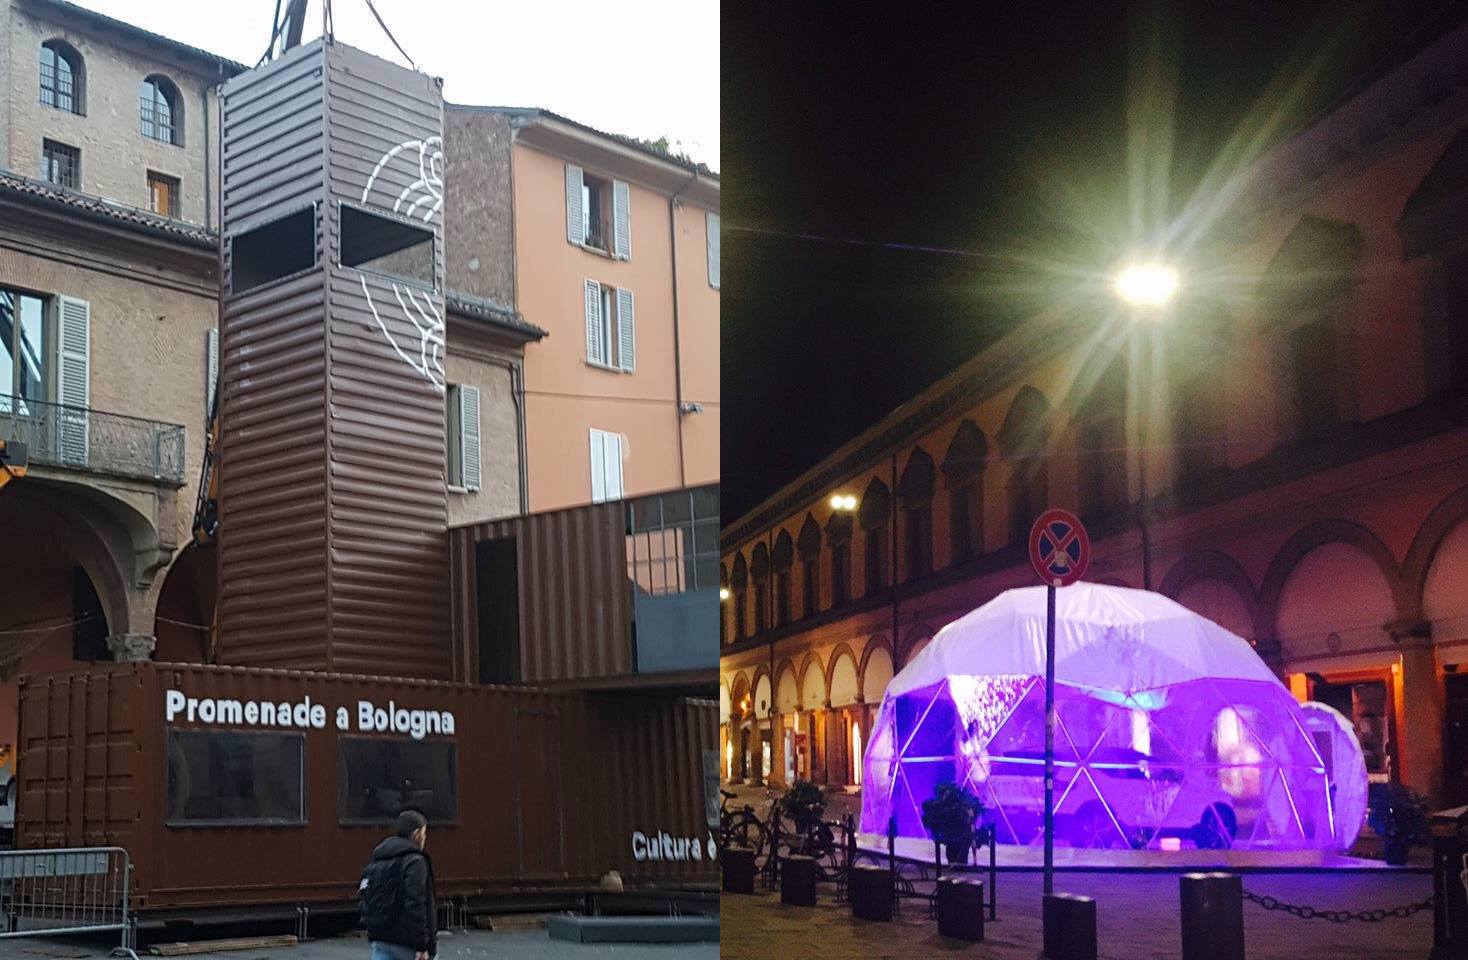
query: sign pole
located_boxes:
[1044,579,1056,896]
[1029,507,1088,902]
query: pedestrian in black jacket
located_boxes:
[360,810,436,960]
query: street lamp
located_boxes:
[719,587,730,601]
[829,493,858,511]
[1111,258,1179,591]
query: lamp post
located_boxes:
[830,492,859,784]
[1111,261,1178,591]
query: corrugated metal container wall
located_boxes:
[16,664,715,909]
[448,502,631,684]
[218,40,450,677]
[218,42,331,667]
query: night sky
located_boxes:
[721,0,1466,523]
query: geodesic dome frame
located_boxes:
[861,584,1358,852]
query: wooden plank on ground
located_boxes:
[150,934,298,956]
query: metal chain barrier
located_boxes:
[1242,887,1434,923]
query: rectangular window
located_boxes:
[582,175,609,250]
[626,488,719,595]
[166,729,305,826]
[229,207,317,295]
[0,287,49,408]
[41,139,79,190]
[338,737,458,824]
[583,282,635,371]
[339,203,435,288]
[148,171,180,218]
[590,428,625,503]
[446,383,481,492]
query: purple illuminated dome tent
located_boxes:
[861,583,1364,852]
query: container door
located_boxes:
[513,707,564,878]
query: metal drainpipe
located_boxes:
[203,81,213,229]
[668,170,699,487]
[474,351,531,516]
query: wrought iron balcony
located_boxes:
[0,396,186,484]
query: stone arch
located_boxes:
[154,542,215,664]
[729,551,748,589]
[797,513,822,558]
[1259,519,1409,640]
[772,529,794,571]
[858,634,894,686]
[1159,550,1260,636]
[1403,483,1468,621]
[998,386,1052,544]
[900,621,938,668]
[826,643,860,707]
[729,672,751,718]
[897,448,935,505]
[798,650,827,707]
[750,542,770,582]
[751,664,773,719]
[858,477,892,531]
[860,639,896,705]
[774,657,800,714]
[943,420,988,563]
[942,419,988,482]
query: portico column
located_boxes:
[770,711,786,788]
[107,633,156,662]
[1391,620,1442,801]
[1252,635,1286,680]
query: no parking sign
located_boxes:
[1029,508,1090,587]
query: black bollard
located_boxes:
[1179,873,1244,960]
[781,854,817,906]
[721,846,756,894]
[937,877,985,942]
[1042,893,1097,960]
[1433,836,1468,960]
[850,864,894,922]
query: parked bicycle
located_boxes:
[719,789,769,853]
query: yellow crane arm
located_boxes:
[0,439,27,493]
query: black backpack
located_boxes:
[359,855,406,936]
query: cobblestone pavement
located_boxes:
[721,870,1434,960]
[3,927,720,960]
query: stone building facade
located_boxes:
[720,19,1468,806]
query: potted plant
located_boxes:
[782,779,826,835]
[1367,781,1430,866]
[921,781,984,865]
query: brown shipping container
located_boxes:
[218,38,451,678]
[448,501,633,684]
[16,663,716,910]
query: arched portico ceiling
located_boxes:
[826,643,860,707]
[1259,519,1409,640]
[1403,483,1468,621]
[1159,551,1260,637]
[799,650,826,707]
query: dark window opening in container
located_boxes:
[166,729,305,826]
[475,538,520,684]
[339,204,435,287]
[230,208,316,296]
[338,737,458,824]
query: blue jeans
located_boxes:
[370,942,421,960]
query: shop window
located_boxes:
[338,737,458,824]
[339,203,435,287]
[166,729,305,825]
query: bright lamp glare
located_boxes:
[1113,263,1178,308]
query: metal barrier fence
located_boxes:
[0,847,138,958]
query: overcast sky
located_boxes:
[75,0,719,168]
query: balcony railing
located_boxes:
[0,395,186,484]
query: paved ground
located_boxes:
[721,870,1434,960]
[3,928,720,960]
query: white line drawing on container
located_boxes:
[360,275,445,392]
[362,136,443,222]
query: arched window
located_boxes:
[40,40,84,115]
[1075,357,1126,520]
[897,448,934,581]
[140,75,183,145]
[858,477,892,596]
[942,419,987,563]
[998,386,1051,545]
[797,514,822,618]
[825,512,853,607]
[772,531,794,628]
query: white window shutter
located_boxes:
[458,384,481,492]
[56,295,90,466]
[584,279,604,364]
[613,180,631,259]
[590,429,607,503]
[446,384,463,486]
[616,288,635,372]
[205,328,219,420]
[608,432,625,499]
[565,164,584,245]
[706,212,720,288]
